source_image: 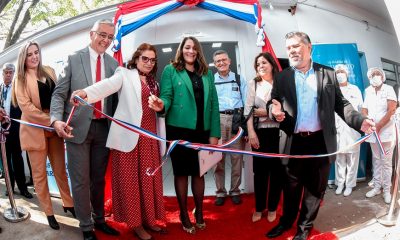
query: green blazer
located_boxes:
[160,64,221,138]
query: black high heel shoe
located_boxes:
[63,206,76,218]
[47,215,60,230]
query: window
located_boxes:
[381,58,400,87]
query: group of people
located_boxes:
[0,17,394,240]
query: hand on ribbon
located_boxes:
[271,99,285,122]
[53,120,73,139]
[70,90,88,106]
[148,95,164,112]
[360,118,376,134]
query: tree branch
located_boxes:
[0,0,12,13]
[4,0,39,48]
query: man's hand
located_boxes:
[70,90,87,106]
[360,119,376,134]
[148,95,164,112]
[0,108,6,122]
[53,120,74,139]
[271,99,285,122]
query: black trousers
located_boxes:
[279,131,330,232]
[252,128,284,212]
[4,135,27,192]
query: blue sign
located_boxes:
[312,43,367,183]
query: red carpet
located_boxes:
[97,194,337,240]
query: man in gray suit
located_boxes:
[50,19,119,240]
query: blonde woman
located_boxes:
[13,41,74,229]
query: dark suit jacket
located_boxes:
[270,62,366,163]
[0,84,21,141]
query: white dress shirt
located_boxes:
[2,84,12,115]
[88,46,105,111]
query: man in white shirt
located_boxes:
[333,64,363,197]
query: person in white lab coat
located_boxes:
[334,64,363,197]
[362,67,396,204]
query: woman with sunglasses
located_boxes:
[149,36,220,234]
[71,43,166,240]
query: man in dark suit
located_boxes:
[50,19,119,240]
[1,63,33,199]
[265,32,375,240]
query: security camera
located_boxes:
[288,5,296,15]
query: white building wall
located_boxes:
[263,1,399,68]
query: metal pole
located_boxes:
[1,119,30,222]
[378,113,400,226]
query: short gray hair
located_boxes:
[213,49,229,59]
[91,19,115,31]
[285,31,311,44]
[2,63,15,72]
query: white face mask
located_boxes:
[369,76,383,87]
[336,73,347,84]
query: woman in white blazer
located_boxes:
[71,43,166,240]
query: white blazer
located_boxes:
[84,67,166,153]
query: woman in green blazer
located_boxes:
[149,36,220,234]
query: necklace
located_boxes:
[138,69,158,96]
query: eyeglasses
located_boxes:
[214,58,228,64]
[141,56,157,64]
[93,31,115,41]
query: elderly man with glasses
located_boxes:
[50,19,119,240]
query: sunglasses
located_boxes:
[141,56,157,64]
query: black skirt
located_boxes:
[166,125,210,176]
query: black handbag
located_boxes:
[231,107,246,135]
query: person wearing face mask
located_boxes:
[362,67,396,204]
[149,36,220,235]
[333,64,363,197]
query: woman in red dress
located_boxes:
[71,43,166,240]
